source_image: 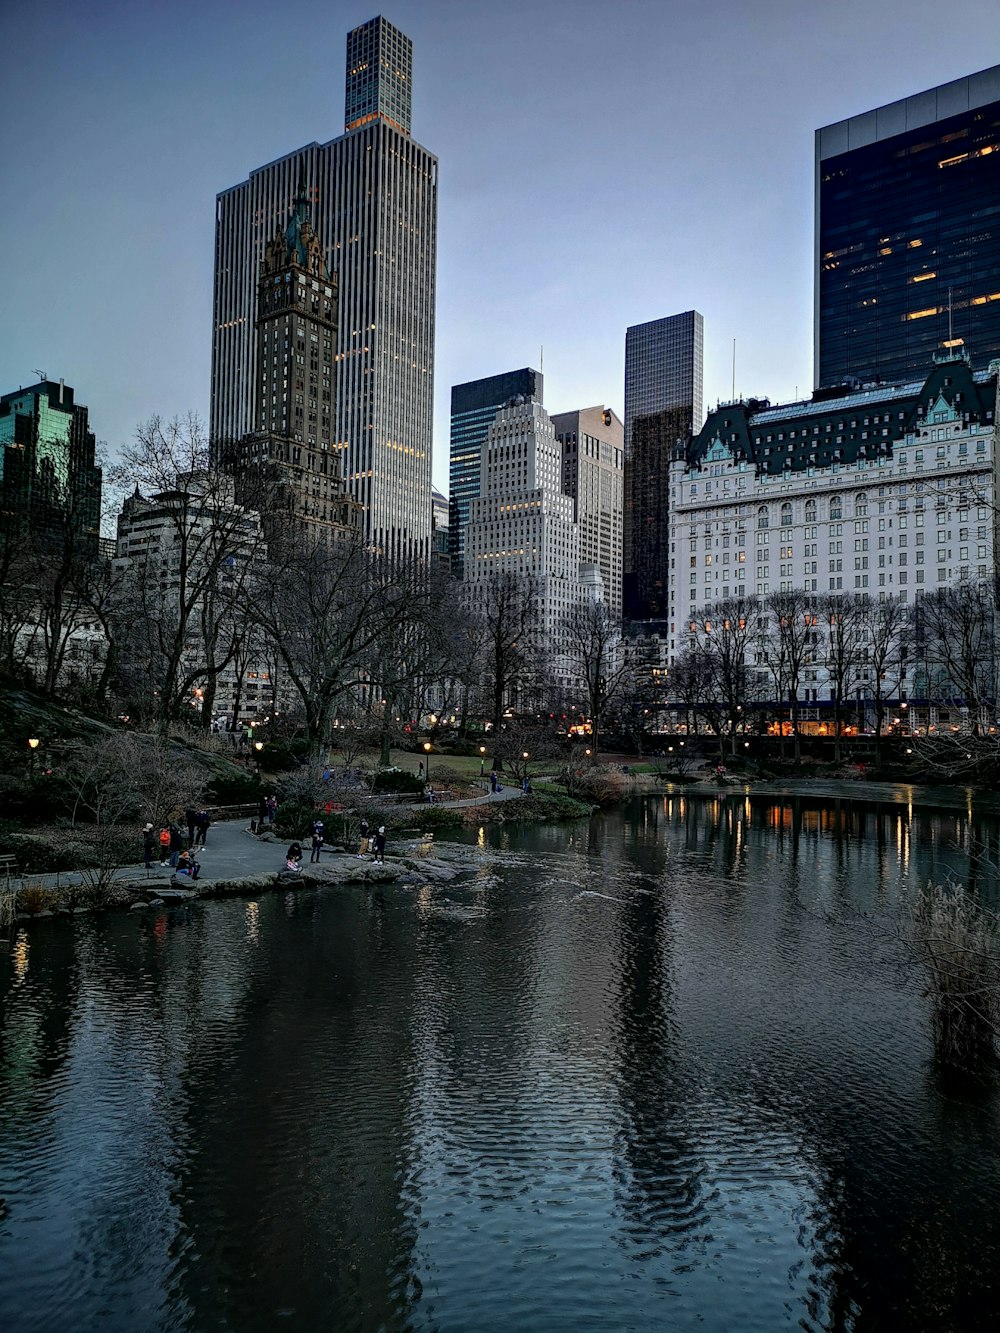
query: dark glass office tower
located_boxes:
[0,379,102,554]
[345,15,413,134]
[623,311,703,622]
[448,368,542,577]
[816,65,1000,388]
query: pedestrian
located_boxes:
[356,817,370,858]
[256,795,268,832]
[310,819,325,863]
[285,841,303,873]
[194,809,211,847]
[142,822,156,870]
[185,807,197,847]
[371,825,386,864]
[158,826,171,865]
[322,767,332,785]
[266,794,277,826]
[521,775,530,794]
[489,770,498,795]
[168,821,184,868]
[417,759,424,779]
[175,849,201,881]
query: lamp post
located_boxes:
[423,740,432,786]
[479,744,487,776]
[27,737,40,772]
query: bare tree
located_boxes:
[818,593,867,762]
[914,581,994,732]
[863,594,912,764]
[560,599,630,758]
[472,572,545,737]
[767,590,813,761]
[111,415,265,734]
[251,538,415,759]
[690,595,759,758]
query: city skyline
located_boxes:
[0,0,995,497]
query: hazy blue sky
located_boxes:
[1,0,995,493]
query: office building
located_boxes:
[623,311,704,621]
[212,16,437,561]
[431,486,449,571]
[465,399,598,695]
[449,368,543,577]
[226,184,361,549]
[667,350,999,679]
[816,65,1000,388]
[0,378,101,554]
[552,405,624,616]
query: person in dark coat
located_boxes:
[310,819,325,863]
[194,809,211,847]
[285,842,303,873]
[168,822,185,868]
[256,795,268,833]
[185,808,197,847]
[142,823,156,870]
[371,826,386,865]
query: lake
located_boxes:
[3,788,1000,1331]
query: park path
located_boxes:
[16,786,524,892]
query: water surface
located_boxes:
[3,792,1000,1331]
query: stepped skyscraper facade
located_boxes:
[211,16,437,560]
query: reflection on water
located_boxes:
[3,792,1000,1331]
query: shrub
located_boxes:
[912,881,1000,1073]
[272,797,320,839]
[559,765,628,806]
[205,769,262,805]
[370,767,423,795]
[16,885,56,916]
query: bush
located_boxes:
[559,765,628,806]
[272,796,320,839]
[370,767,423,795]
[16,885,57,916]
[257,739,309,774]
[205,768,262,805]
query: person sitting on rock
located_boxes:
[285,842,303,873]
[175,849,201,881]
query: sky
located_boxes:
[1,0,996,499]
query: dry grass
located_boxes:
[912,882,1000,1073]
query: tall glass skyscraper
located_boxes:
[448,367,543,577]
[815,64,1000,388]
[211,16,437,562]
[0,379,102,554]
[623,311,703,622]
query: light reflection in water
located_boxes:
[245,900,260,945]
[12,927,28,985]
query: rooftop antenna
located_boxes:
[33,369,47,382]
[540,344,544,372]
[732,339,736,400]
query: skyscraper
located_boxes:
[212,16,437,561]
[0,378,102,554]
[448,367,543,577]
[623,311,703,621]
[815,64,1000,388]
[464,399,590,695]
[551,405,624,616]
[228,184,361,548]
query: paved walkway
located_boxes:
[19,785,525,892]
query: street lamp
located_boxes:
[423,740,432,785]
[479,744,487,776]
[27,738,39,750]
[254,741,264,752]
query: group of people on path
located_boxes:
[142,812,210,880]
